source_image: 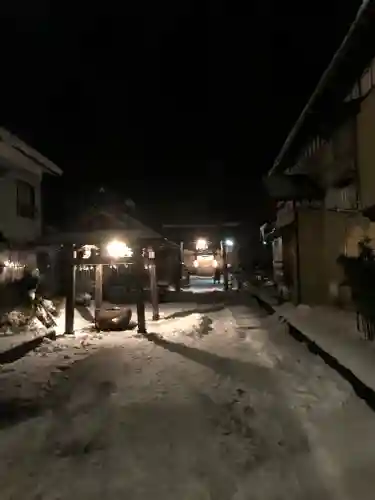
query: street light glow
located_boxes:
[225,239,234,247]
[196,238,208,251]
[106,240,133,259]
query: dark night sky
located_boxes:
[0,1,362,225]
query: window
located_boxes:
[16,180,36,219]
[345,81,360,102]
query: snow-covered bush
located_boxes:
[0,297,60,335]
[42,299,58,316]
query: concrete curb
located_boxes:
[0,328,56,365]
[251,291,375,411]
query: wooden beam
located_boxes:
[64,245,76,334]
[148,247,159,321]
[136,249,146,333]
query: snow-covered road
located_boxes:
[0,299,374,499]
[187,275,224,293]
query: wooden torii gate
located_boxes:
[64,242,160,335]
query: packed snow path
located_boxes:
[0,299,375,499]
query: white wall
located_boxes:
[0,163,42,243]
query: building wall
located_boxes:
[323,211,348,305]
[272,59,375,307]
[0,164,42,243]
[357,86,375,210]
[284,208,375,306]
[279,110,361,306]
[313,140,335,186]
[279,224,297,301]
[286,208,344,306]
[298,209,324,304]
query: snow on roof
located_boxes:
[0,127,62,176]
[269,0,375,176]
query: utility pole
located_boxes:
[180,241,185,290]
[171,244,183,292]
[136,248,147,333]
[148,247,159,320]
[64,244,76,334]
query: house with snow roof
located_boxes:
[264,1,375,306]
[0,128,62,282]
[0,128,62,245]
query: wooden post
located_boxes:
[65,245,76,334]
[180,241,184,264]
[136,248,146,333]
[222,240,229,291]
[173,253,181,292]
[148,247,159,320]
[94,263,103,325]
[175,241,184,291]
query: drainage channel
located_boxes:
[253,295,375,412]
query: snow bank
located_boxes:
[251,284,375,395]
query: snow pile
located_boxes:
[152,313,214,340]
[0,310,29,330]
[41,299,58,316]
[0,309,46,337]
[189,315,213,338]
[295,304,311,314]
[0,298,58,337]
[34,338,69,356]
[77,332,105,348]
